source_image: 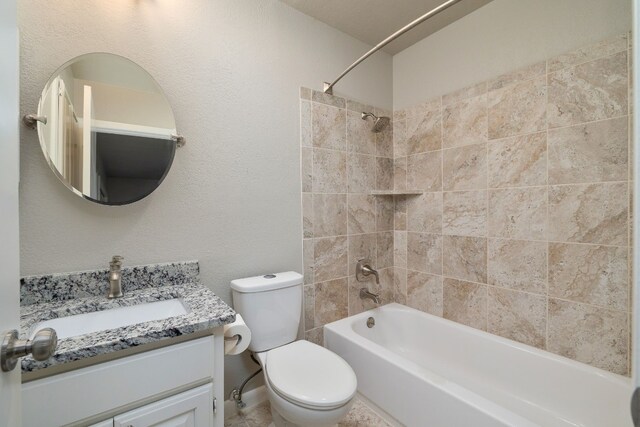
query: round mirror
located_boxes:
[34,53,178,205]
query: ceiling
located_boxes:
[280,0,493,55]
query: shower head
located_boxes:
[361,112,390,133]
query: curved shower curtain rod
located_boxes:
[323,0,464,94]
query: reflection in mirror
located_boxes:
[36,53,177,205]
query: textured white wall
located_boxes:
[18,0,391,394]
[393,0,632,109]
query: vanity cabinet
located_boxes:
[88,384,212,427]
[22,334,225,427]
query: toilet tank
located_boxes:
[231,272,303,352]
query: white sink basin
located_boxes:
[30,299,189,340]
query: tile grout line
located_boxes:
[545,62,551,352]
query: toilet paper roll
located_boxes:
[224,313,251,355]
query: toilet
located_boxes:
[231,272,357,427]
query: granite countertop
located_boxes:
[20,261,235,373]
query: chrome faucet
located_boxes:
[356,259,379,284]
[359,288,381,305]
[108,255,124,299]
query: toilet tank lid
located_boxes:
[230,271,303,293]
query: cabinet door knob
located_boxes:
[1,328,58,372]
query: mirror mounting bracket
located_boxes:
[171,134,186,148]
[22,114,47,129]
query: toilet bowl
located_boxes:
[256,340,357,427]
[230,272,358,427]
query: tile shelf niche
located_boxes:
[370,190,423,196]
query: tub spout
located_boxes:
[360,288,381,305]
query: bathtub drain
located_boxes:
[367,317,375,328]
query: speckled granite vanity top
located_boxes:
[20,261,235,373]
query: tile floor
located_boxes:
[224,396,393,427]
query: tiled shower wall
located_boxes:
[299,88,395,345]
[299,33,633,376]
[392,33,633,375]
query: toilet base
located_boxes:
[270,406,337,427]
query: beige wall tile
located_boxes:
[487,61,546,91]
[346,99,373,113]
[487,287,546,348]
[547,33,628,73]
[443,143,488,191]
[303,239,314,285]
[407,151,442,191]
[377,231,394,268]
[394,157,408,191]
[313,193,346,237]
[348,233,376,269]
[393,268,407,304]
[302,192,313,238]
[347,109,376,155]
[488,132,547,188]
[407,192,443,233]
[442,82,487,106]
[394,210,407,231]
[549,243,628,310]
[378,267,395,304]
[394,231,407,269]
[348,153,376,193]
[301,147,313,192]
[548,116,628,184]
[443,190,487,237]
[443,235,487,283]
[314,236,348,282]
[443,278,487,330]
[548,51,628,128]
[393,119,407,158]
[443,94,488,149]
[348,276,371,316]
[548,183,628,245]
[488,238,547,294]
[488,76,546,139]
[305,327,324,346]
[314,277,348,326]
[348,194,376,235]
[376,196,395,231]
[314,277,349,326]
[407,232,443,275]
[488,188,547,240]
[548,299,628,375]
[300,100,312,147]
[376,121,394,158]
[406,107,442,154]
[313,148,347,193]
[312,90,345,108]
[304,284,314,331]
[407,271,443,316]
[376,157,394,191]
[312,102,346,150]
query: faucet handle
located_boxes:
[356,259,380,284]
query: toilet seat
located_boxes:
[263,340,357,410]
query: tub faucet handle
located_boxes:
[356,259,379,284]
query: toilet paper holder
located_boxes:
[225,334,242,345]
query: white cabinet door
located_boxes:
[0,1,22,426]
[113,384,212,427]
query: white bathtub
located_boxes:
[324,303,633,427]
